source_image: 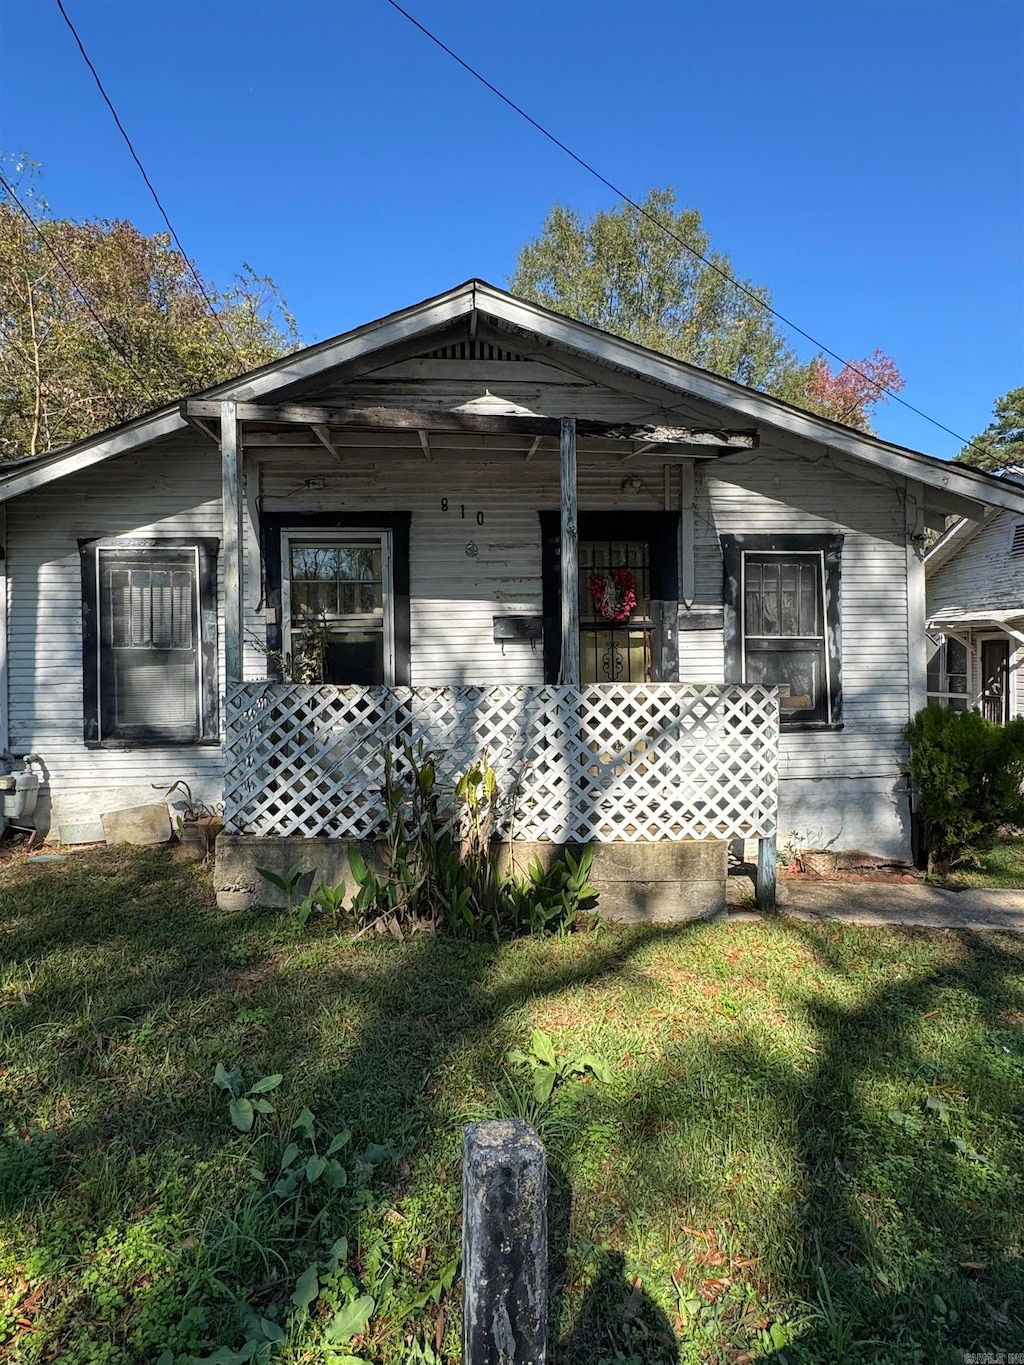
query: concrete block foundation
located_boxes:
[215,835,727,920]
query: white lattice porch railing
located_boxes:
[222,683,779,842]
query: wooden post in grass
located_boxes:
[462,1119,547,1364]
[756,833,777,912]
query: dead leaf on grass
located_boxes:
[698,1275,732,1301]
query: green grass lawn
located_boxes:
[950,837,1024,889]
[1,848,1022,1365]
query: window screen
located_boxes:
[722,536,842,728]
[743,554,829,723]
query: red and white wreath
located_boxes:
[587,568,637,623]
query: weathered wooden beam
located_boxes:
[905,479,927,718]
[560,416,580,687]
[182,398,757,448]
[221,400,244,684]
[756,835,777,912]
[186,415,221,445]
[0,504,8,757]
[310,424,343,463]
[462,1120,547,1365]
[620,441,662,463]
[417,430,432,462]
[524,436,544,463]
[681,458,695,609]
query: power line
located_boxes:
[385,0,989,459]
[55,0,244,370]
[0,168,160,404]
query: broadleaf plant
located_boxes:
[213,1065,283,1132]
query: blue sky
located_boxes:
[2,0,1022,457]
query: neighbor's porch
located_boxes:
[926,607,1024,724]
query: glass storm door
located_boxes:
[579,538,654,683]
[980,638,1010,725]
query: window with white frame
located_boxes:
[282,531,394,685]
[926,635,969,711]
[80,539,219,745]
[722,534,843,728]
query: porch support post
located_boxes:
[680,458,695,609]
[559,416,579,685]
[221,400,244,684]
[756,834,777,912]
[905,479,927,718]
[0,504,8,756]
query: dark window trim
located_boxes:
[80,536,220,748]
[721,532,843,730]
[539,510,680,684]
[261,512,411,686]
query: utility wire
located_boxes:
[385,0,991,461]
[56,0,245,369]
[0,168,160,404]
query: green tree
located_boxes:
[510,188,903,430]
[0,159,299,460]
[953,386,1024,473]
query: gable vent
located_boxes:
[422,340,528,361]
[1011,523,1024,556]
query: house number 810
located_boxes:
[441,499,484,525]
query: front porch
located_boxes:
[219,679,781,913]
[201,393,781,912]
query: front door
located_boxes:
[540,511,679,684]
[980,638,1010,724]
[579,536,654,682]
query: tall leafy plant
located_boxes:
[904,705,1024,868]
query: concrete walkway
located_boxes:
[729,877,1024,932]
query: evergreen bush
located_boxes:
[903,705,1024,867]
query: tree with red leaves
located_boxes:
[780,349,906,431]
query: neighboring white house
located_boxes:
[1,279,1023,868]
[925,504,1024,723]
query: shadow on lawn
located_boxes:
[0,847,703,1359]
[611,921,1023,1362]
[2,848,1024,1363]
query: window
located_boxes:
[722,534,843,728]
[81,539,219,745]
[926,636,969,711]
[282,531,394,685]
[261,513,411,686]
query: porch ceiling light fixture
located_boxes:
[451,390,540,418]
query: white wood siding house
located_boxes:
[925,505,1024,723]
[2,279,1022,874]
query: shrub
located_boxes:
[903,705,1024,867]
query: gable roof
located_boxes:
[3,277,1024,517]
[924,513,991,575]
